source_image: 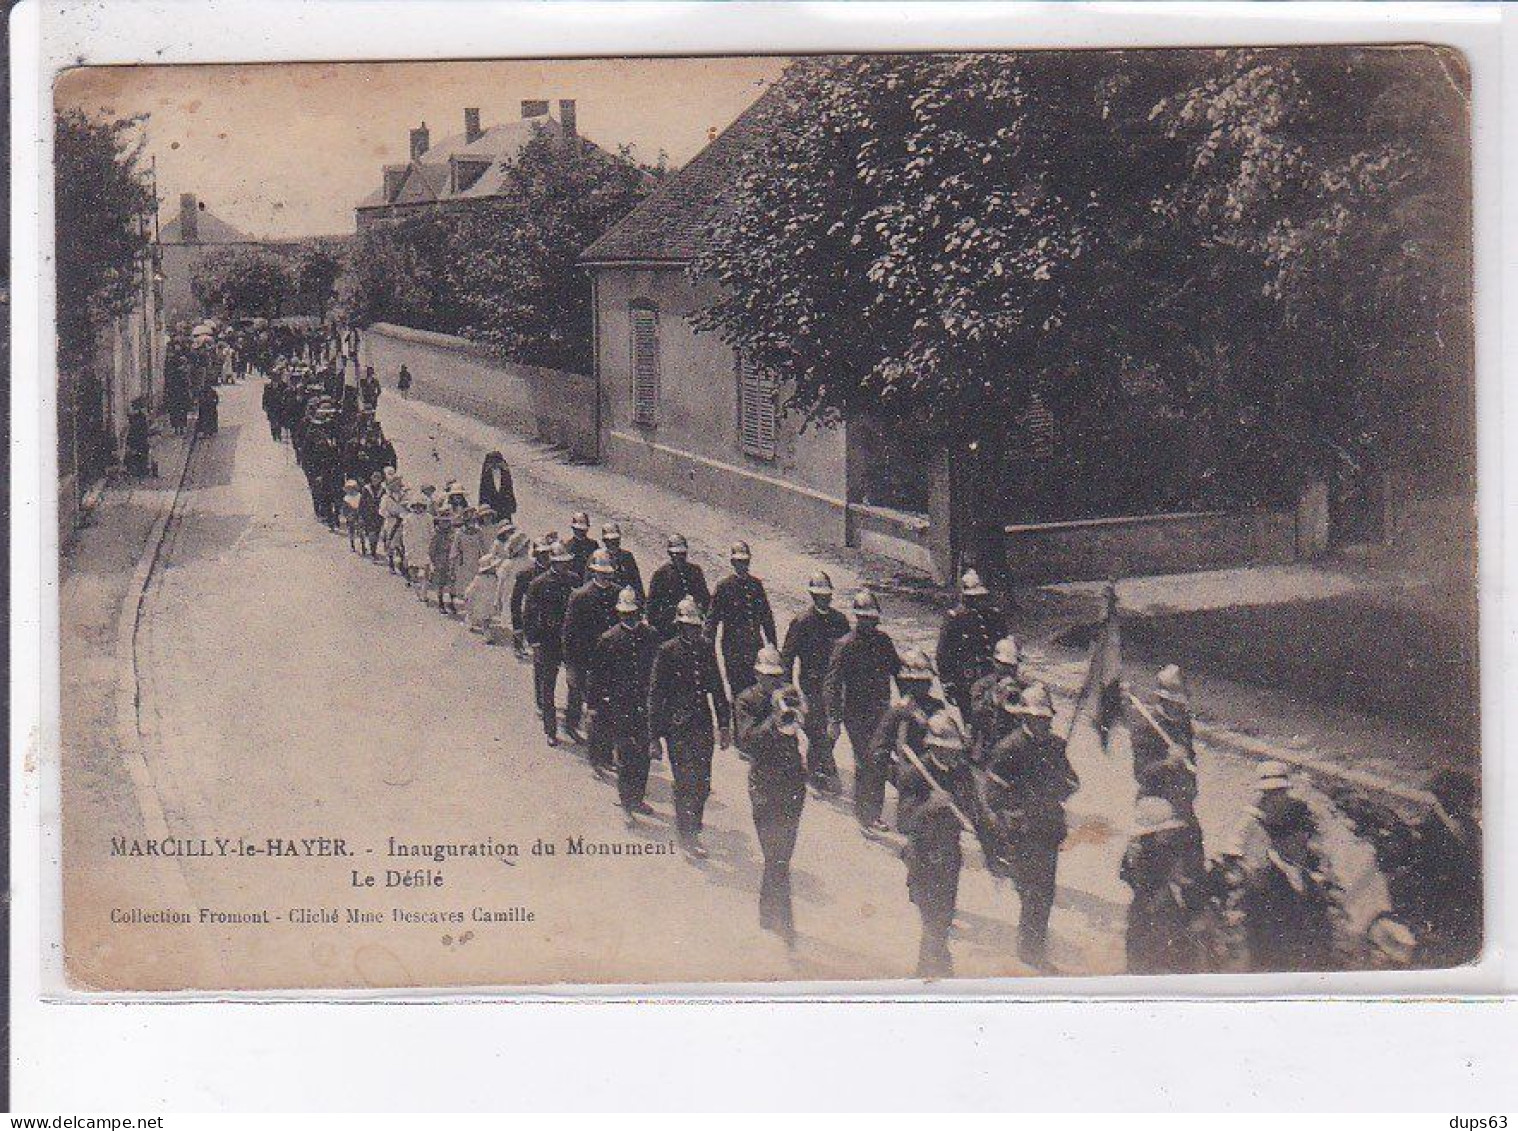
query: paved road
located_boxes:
[109,384,1137,988]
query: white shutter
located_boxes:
[630,306,659,427]
[737,354,778,460]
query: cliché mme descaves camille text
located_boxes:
[106,832,676,927]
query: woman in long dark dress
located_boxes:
[477,450,517,521]
[196,384,220,436]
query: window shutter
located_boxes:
[737,354,778,460]
[630,306,659,427]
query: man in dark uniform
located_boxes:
[510,536,554,661]
[564,511,599,585]
[646,533,711,639]
[1237,797,1346,972]
[967,635,1029,764]
[588,587,660,821]
[706,540,778,703]
[735,645,808,946]
[896,710,975,978]
[523,540,578,746]
[600,523,644,602]
[867,648,945,795]
[1120,796,1215,975]
[780,571,850,793]
[935,568,1006,718]
[979,684,1079,968]
[824,589,902,831]
[562,548,622,752]
[648,596,731,858]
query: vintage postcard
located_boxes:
[54,47,1479,991]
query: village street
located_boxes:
[60,376,1415,990]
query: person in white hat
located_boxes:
[463,520,517,634]
[648,595,732,859]
[734,643,808,945]
[896,709,974,978]
[341,477,364,552]
[522,541,579,745]
[508,536,555,660]
[1120,796,1214,975]
[825,588,903,828]
[562,548,623,751]
[967,634,1029,763]
[707,540,778,702]
[935,567,1008,717]
[647,533,711,640]
[1229,759,1297,880]
[1131,663,1203,870]
[587,586,660,820]
[865,648,947,829]
[979,682,1079,968]
[780,570,851,792]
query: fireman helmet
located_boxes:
[588,548,616,575]
[615,586,642,614]
[550,540,574,563]
[993,635,1023,666]
[754,645,786,677]
[924,710,967,751]
[601,522,622,543]
[1007,683,1056,719]
[675,595,704,625]
[959,569,990,597]
[806,571,834,596]
[1156,664,1190,708]
[570,511,591,532]
[729,540,752,561]
[898,649,936,683]
[666,533,689,554]
[851,589,882,618]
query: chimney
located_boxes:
[409,121,430,161]
[520,99,549,119]
[179,192,199,243]
[464,107,483,144]
[557,99,578,140]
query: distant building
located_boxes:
[579,88,944,578]
[355,100,611,231]
[158,192,254,324]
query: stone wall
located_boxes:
[361,322,598,461]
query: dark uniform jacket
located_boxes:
[522,569,576,649]
[935,604,1006,706]
[1239,853,1344,972]
[587,620,659,725]
[870,694,947,766]
[1121,827,1214,974]
[781,605,850,695]
[648,633,731,741]
[509,561,545,632]
[605,546,644,601]
[735,683,806,787]
[896,754,974,885]
[706,573,777,655]
[981,727,1079,845]
[824,626,902,729]
[1130,705,1200,828]
[647,560,711,637]
[564,533,600,584]
[562,581,622,669]
[967,670,1028,762]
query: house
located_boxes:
[157,193,254,324]
[578,86,946,578]
[355,100,610,231]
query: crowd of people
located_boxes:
[252,346,1482,982]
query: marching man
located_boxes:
[780,571,851,793]
[588,587,661,822]
[648,596,732,859]
[707,540,778,702]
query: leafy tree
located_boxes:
[55,109,154,372]
[693,51,1470,525]
[291,238,346,319]
[346,126,652,371]
[191,246,294,319]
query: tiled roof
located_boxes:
[357,115,623,210]
[578,80,790,265]
[159,208,252,244]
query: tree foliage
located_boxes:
[190,246,295,319]
[693,50,1471,517]
[346,127,653,372]
[291,238,346,319]
[55,109,154,371]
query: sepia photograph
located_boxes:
[52,45,1480,992]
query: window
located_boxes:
[629,304,660,427]
[736,354,778,460]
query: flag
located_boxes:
[1070,582,1123,754]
